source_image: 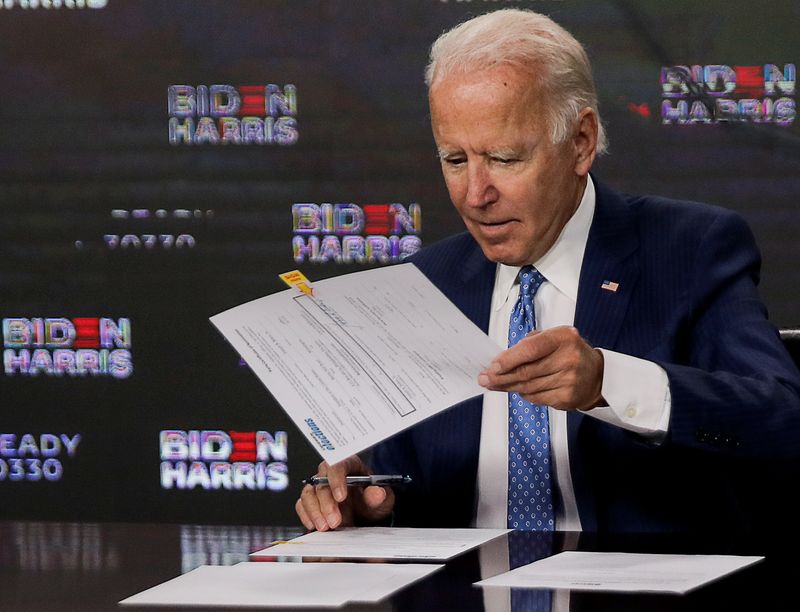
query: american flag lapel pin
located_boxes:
[601,280,619,292]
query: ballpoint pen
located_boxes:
[302,474,412,486]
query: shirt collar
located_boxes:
[493,176,596,310]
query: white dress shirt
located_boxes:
[474,177,672,530]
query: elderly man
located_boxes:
[296,9,800,533]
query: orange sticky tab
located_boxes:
[279,270,314,296]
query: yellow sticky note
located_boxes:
[279,270,314,296]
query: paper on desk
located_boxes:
[252,526,510,561]
[210,264,500,464]
[119,561,442,608]
[475,551,764,594]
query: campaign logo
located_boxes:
[160,430,288,491]
[0,433,81,482]
[168,85,298,145]
[0,0,107,8]
[292,203,422,264]
[2,318,132,379]
[661,64,795,125]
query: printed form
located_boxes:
[120,562,442,608]
[476,551,764,594]
[251,526,510,561]
[210,263,500,464]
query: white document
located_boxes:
[119,561,442,608]
[210,264,500,464]
[475,551,764,594]
[251,526,510,561]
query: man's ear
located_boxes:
[573,108,598,177]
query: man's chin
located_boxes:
[476,242,529,266]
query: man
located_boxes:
[296,9,800,533]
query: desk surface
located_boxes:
[0,521,794,611]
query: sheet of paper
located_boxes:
[119,561,442,608]
[251,526,510,561]
[346,563,444,603]
[475,551,764,594]
[210,263,500,464]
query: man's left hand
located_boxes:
[478,325,605,411]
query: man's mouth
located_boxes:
[477,219,514,231]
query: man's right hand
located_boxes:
[295,455,395,531]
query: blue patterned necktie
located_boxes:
[507,265,554,531]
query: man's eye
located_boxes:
[493,157,517,165]
[444,157,466,166]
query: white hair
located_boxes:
[426,9,608,154]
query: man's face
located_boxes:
[429,65,590,266]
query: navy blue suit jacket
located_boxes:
[371,180,800,533]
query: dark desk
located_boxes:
[0,522,794,611]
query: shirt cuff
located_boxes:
[586,349,671,439]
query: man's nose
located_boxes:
[464,163,496,208]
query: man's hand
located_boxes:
[478,326,605,410]
[295,455,395,532]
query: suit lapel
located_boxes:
[457,238,497,333]
[574,181,639,349]
[569,180,640,533]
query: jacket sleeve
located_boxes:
[654,210,800,459]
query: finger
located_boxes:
[299,483,334,532]
[352,485,395,523]
[295,497,315,531]
[486,360,597,409]
[363,485,388,508]
[315,482,344,529]
[518,383,572,409]
[491,368,564,397]
[316,459,348,503]
[517,340,603,409]
[492,326,586,375]
[522,358,603,410]
[482,356,563,391]
[324,456,369,502]
[481,335,559,383]
[514,356,603,410]
[498,331,560,372]
[482,328,590,389]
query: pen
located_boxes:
[302,474,412,487]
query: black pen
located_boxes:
[302,474,412,486]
